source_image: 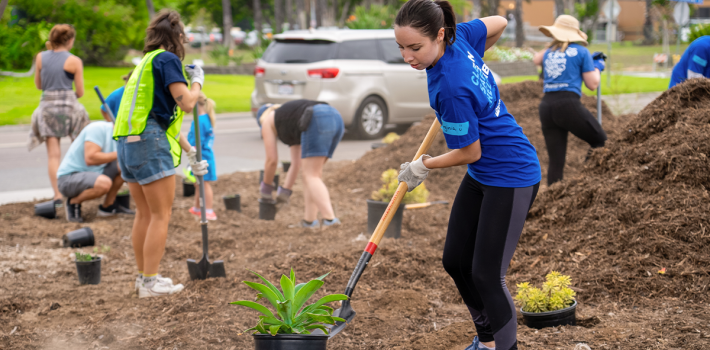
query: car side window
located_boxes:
[378,39,405,64]
[335,40,380,60]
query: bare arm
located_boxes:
[168,82,202,113]
[422,140,481,169]
[84,141,117,166]
[261,113,279,185]
[583,69,601,91]
[479,16,508,51]
[533,50,545,66]
[34,53,42,90]
[178,133,192,152]
[283,145,301,189]
[72,57,85,98]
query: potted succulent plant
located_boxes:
[182,169,196,197]
[74,251,102,285]
[231,269,348,350]
[368,169,429,238]
[515,271,577,329]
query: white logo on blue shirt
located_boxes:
[545,51,567,79]
[565,47,578,57]
[466,51,494,108]
[495,100,501,117]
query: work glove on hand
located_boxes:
[398,155,431,192]
[275,186,293,211]
[185,65,204,88]
[260,181,275,199]
[187,147,209,176]
[591,51,607,72]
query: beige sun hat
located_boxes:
[539,15,588,46]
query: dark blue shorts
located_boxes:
[301,104,344,159]
[117,119,176,185]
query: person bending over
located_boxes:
[669,35,710,88]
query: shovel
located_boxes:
[93,86,116,122]
[329,118,441,338]
[404,200,449,210]
[186,103,226,280]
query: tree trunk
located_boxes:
[316,0,324,27]
[297,0,306,29]
[487,0,498,16]
[554,0,564,17]
[643,0,654,44]
[275,0,283,33]
[145,0,156,18]
[338,0,351,27]
[222,0,234,48]
[514,0,524,47]
[472,0,481,19]
[0,0,9,20]
[286,0,294,29]
[254,0,263,46]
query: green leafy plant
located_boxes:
[93,245,110,255]
[371,169,429,204]
[346,5,396,30]
[75,252,97,262]
[209,44,231,66]
[688,24,710,43]
[515,271,576,313]
[230,269,348,335]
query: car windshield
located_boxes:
[262,40,337,63]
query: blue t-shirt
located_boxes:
[542,43,595,96]
[669,35,710,88]
[100,86,124,119]
[57,121,117,177]
[427,19,541,188]
[149,51,188,129]
[187,114,217,181]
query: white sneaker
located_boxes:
[135,275,174,292]
[138,280,184,299]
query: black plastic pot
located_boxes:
[116,192,130,208]
[63,227,95,248]
[253,333,328,350]
[521,300,577,329]
[224,194,241,212]
[366,199,405,239]
[371,142,388,149]
[75,257,101,285]
[183,179,195,197]
[259,170,279,188]
[282,161,291,173]
[258,198,277,220]
[34,200,57,219]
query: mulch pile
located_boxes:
[1,81,708,350]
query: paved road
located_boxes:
[0,113,374,204]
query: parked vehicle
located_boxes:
[251,29,433,139]
[230,28,247,45]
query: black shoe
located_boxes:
[65,198,84,223]
[97,203,117,217]
[115,204,135,215]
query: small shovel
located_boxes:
[93,86,116,122]
[329,118,441,338]
[186,103,226,280]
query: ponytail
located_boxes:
[396,0,457,46]
[549,40,569,53]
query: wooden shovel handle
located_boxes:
[367,118,441,249]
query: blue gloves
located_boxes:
[591,51,607,72]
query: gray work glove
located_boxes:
[185,64,204,88]
[187,147,209,176]
[398,155,431,192]
[275,186,293,211]
[260,181,275,199]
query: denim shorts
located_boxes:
[117,119,176,185]
[301,104,344,158]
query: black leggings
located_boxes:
[443,174,539,350]
[539,91,607,185]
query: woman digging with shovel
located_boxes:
[113,10,209,298]
[394,1,540,349]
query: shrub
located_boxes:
[688,24,710,43]
[0,21,51,71]
[514,271,576,313]
[230,269,348,335]
[371,169,429,204]
[75,252,97,262]
[346,5,396,30]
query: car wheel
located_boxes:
[354,96,388,140]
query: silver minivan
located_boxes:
[250,29,433,139]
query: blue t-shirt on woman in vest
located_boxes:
[542,43,595,96]
[426,19,541,188]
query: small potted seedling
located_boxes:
[74,245,108,285]
[182,169,196,197]
[230,269,347,350]
[116,188,131,208]
[371,132,400,149]
[515,271,577,329]
[368,169,429,238]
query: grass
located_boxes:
[0,67,254,126]
[500,74,670,96]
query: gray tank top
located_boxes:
[40,50,74,91]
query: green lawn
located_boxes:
[500,74,670,96]
[524,42,689,70]
[0,67,254,125]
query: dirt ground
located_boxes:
[2,81,709,350]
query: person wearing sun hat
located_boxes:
[532,15,607,185]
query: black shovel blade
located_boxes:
[187,256,227,280]
[209,260,226,278]
[328,299,356,338]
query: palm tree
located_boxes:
[643,0,654,44]
[514,0,524,47]
[554,0,564,16]
[275,0,284,32]
[338,0,351,27]
[146,0,155,18]
[297,0,306,29]
[254,0,263,46]
[471,0,481,19]
[222,0,234,48]
[286,0,295,29]
[487,0,499,16]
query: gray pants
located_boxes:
[58,161,118,199]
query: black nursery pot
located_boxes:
[282,161,291,173]
[258,198,277,220]
[223,194,241,212]
[521,300,577,329]
[366,199,405,239]
[116,192,130,208]
[75,257,101,285]
[253,333,328,350]
[34,200,57,219]
[183,179,195,197]
[259,170,279,188]
[63,227,95,248]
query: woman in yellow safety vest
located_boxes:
[113,10,208,299]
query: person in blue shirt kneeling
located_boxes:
[533,15,606,185]
[100,70,133,120]
[395,1,541,349]
[669,35,710,88]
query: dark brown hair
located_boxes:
[395,0,457,46]
[143,10,186,60]
[47,24,76,50]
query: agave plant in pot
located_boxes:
[231,269,348,350]
[515,271,577,329]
